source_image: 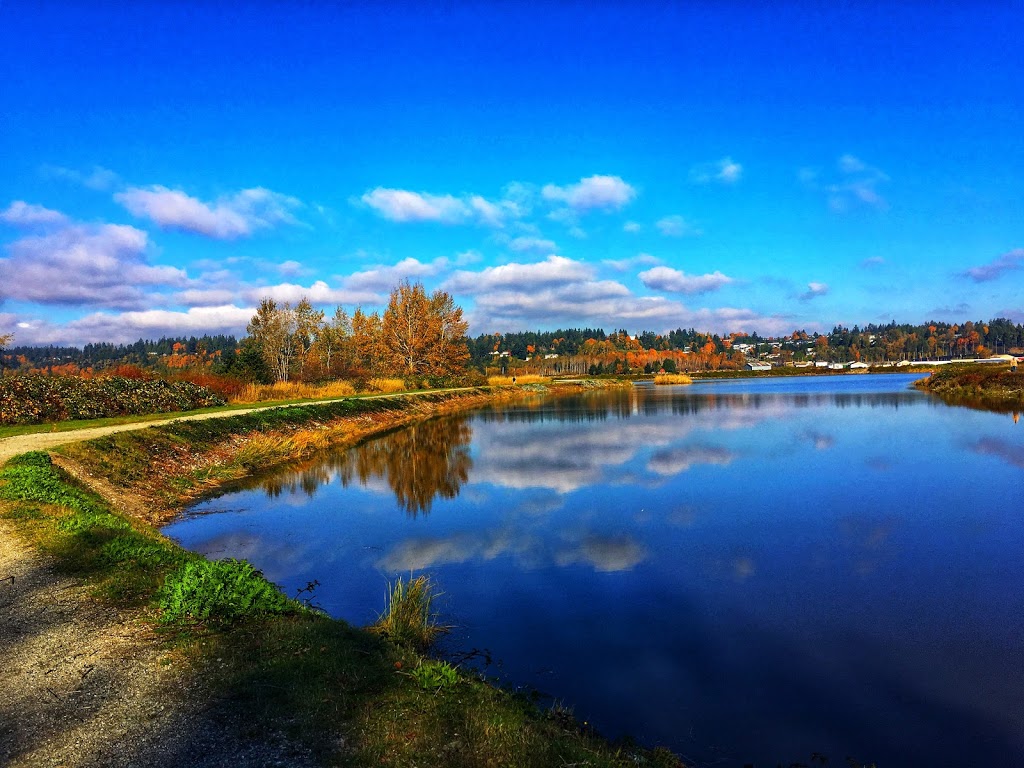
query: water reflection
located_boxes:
[252,416,473,516]
[166,375,1024,766]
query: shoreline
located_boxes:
[1,381,681,768]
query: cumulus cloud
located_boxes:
[962,248,1024,282]
[344,257,450,292]
[655,215,702,237]
[690,157,743,184]
[623,221,642,233]
[445,255,593,294]
[799,282,830,300]
[0,201,68,227]
[639,266,734,295]
[0,223,186,310]
[541,174,636,211]
[115,185,301,239]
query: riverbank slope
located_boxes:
[1,383,681,767]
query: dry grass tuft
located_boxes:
[230,380,356,403]
[654,373,693,385]
[365,378,407,394]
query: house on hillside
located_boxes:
[745,361,772,371]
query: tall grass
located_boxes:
[487,374,551,386]
[370,574,448,649]
[230,379,356,404]
[365,377,408,393]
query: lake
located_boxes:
[164,374,1024,766]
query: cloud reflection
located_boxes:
[378,529,646,574]
[970,437,1024,470]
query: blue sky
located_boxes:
[1,1,1021,346]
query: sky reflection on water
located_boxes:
[165,374,1024,766]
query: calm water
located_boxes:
[165,374,1024,766]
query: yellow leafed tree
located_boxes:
[381,281,469,377]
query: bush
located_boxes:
[0,374,226,425]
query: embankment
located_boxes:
[914,364,1024,412]
[2,382,682,768]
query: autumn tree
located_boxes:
[381,281,469,377]
[350,306,383,378]
[246,298,298,382]
[0,332,12,373]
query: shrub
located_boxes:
[0,374,226,425]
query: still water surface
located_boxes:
[165,374,1024,765]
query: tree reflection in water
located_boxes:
[255,416,473,517]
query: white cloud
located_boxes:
[344,257,451,292]
[655,215,702,237]
[445,255,593,294]
[603,253,660,271]
[541,175,636,211]
[115,185,301,239]
[861,256,886,268]
[639,266,734,295]
[623,221,642,233]
[799,282,830,300]
[361,187,468,223]
[506,236,557,253]
[9,305,255,346]
[0,223,186,310]
[360,187,518,228]
[0,201,68,227]
[691,157,743,184]
[243,280,381,306]
[173,288,239,307]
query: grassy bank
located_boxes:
[1,385,683,767]
[914,363,1024,411]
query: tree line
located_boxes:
[3,309,1023,379]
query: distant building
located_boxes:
[745,362,771,371]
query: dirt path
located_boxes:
[0,517,316,767]
[0,392,431,465]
